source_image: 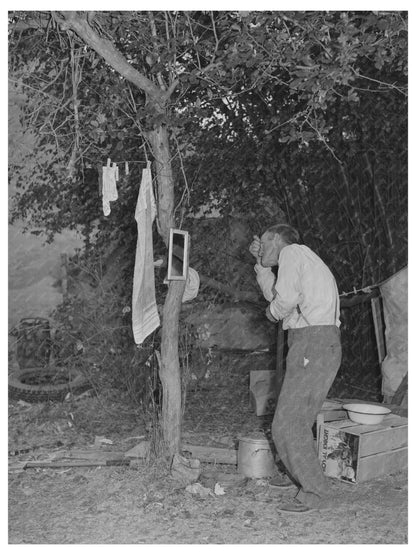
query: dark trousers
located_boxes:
[271,325,342,508]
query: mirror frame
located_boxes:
[167,228,189,281]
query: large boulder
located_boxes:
[183,302,276,351]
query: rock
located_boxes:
[244,510,255,517]
[184,302,276,351]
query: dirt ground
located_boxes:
[8,364,408,545]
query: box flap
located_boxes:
[322,399,344,410]
[324,420,358,430]
[323,415,408,435]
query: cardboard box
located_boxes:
[249,371,351,423]
[318,414,408,483]
[317,399,349,424]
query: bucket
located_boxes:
[237,434,276,478]
[16,318,51,369]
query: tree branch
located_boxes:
[351,66,407,97]
[52,11,167,110]
[147,11,167,92]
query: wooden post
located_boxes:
[60,253,68,300]
[275,321,286,400]
[371,296,386,363]
[391,373,408,406]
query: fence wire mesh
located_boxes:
[284,143,407,400]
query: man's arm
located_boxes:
[249,234,277,302]
[269,247,302,320]
[255,264,276,302]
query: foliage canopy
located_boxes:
[9,10,408,292]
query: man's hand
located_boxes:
[249,235,261,264]
[265,305,278,323]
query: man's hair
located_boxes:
[265,224,300,244]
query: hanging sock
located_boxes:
[102,164,118,216]
[113,162,119,182]
[132,164,160,345]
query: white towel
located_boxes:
[102,165,118,216]
[132,165,160,345]
[182,267,200,303]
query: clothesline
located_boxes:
[108,160,149,164]
[339,284,378,297]
[339,265,407,297]
[104,141,151,166]
[99,157,156,217]
[97,158,405,301]
[99,158,151,186]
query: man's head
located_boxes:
[259,224,300,267]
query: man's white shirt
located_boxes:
[255,244,340,330]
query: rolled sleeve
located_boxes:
[254,264,276,302]
[269,247,302,320]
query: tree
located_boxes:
[9,10,407,454]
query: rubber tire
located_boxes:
[8,367,90,403]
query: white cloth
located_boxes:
[102,165,118,216]
[380,266,408,398]
[255,244,340,330]
[182,267,200,303]
[132,165,160,344]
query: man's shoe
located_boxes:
[269,473,296,489]
[276,498,316,514]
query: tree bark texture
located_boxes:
[147,125,184,456]
[130,125,183,456]
[160,280,186,454]
[147,126,175,242]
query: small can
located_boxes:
[237,434,276,478]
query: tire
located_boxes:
[8,367,90,403]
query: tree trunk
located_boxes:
[147,124,183,456]
[159,279,186,454]
[148,126,175,243]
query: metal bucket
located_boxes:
[16,318,51,369]
[237,434,276,478]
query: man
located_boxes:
[249,223,342,514]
